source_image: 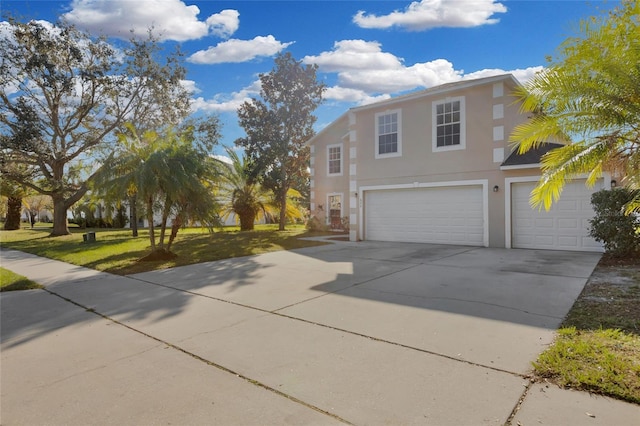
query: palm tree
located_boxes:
[95,126,218,257]
[1,180,25,230]
[215,148,275,231]
[509,0,640,212]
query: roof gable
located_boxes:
[306,73,521,147]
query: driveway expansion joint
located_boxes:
[505,378,535,425]
[128,274,530,378]
[40,287,354,426]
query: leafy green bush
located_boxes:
[306,215,328,232]
[589,189,640,257]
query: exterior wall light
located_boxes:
[611,180,617,188]
[493,185,499,192]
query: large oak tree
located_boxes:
[0,19,189,235]
[236,52,325,230]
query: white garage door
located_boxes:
[511,180,604,252]
[365,185,485,246]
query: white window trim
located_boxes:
[326,143,343,176]
[326,192,344,226]
[432,96,466,152]
[375,109,402,159]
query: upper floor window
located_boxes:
[432,97,465,152]
[375,109,402,158]
[327,143,342,176]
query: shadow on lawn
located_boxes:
[0,229,327,349]
[0,248,266,350]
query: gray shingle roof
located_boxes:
[501,143,564,167]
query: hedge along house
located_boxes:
[307,74,613,252]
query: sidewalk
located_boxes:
[2,248,639,425]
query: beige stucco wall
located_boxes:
[309,75,545,246]
[310,114,351,226]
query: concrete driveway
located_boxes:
[2,242,638,425]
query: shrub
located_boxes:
[589,188,640,257]
[306,215,328,232]
[340,216,350,232]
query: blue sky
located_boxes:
[2,0,618,152]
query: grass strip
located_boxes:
[533,257,640,405]
[534,327,640,404]
[0,225,331,275]
[0,267,43,291]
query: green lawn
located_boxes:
[0,224,331,275]
[534,327,640,404]
[0,267,43,292]
[533,257,640,405]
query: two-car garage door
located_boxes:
[510,179,603,252]
[364,185,485,246]
[363,180,604,252]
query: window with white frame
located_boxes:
[432,97,465,151]
[375,110,402,158]
[327,143,342,176]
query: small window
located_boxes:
[432,97,465,152]
[327,143,342,176]
[375,110,402,158]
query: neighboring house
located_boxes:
[127,210,251,228]
[307,74,613,252]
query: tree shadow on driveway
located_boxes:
[0,249,265,350]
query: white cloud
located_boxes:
[462,66,544,84]
[304,39,542,104]
[338,59,462,93]
[206,9,240,38]
[188,35,293,64]
[353,0,507,31]
[180,79,201,95]
[63,0,239,41]
[304,40,462,94]
[324,86,392,105]
[303,40,402,72]
[191,80,261,113]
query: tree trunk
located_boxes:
[239,210,256,231]
[278,164,288,231]
[158,194,171,250]
[147,197,156,251]
[278,187,287,231]
[130,193,138,237]
[166,214,182,252]
[4,196,22,230]
[51,196,71,236]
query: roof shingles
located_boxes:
[501,143,564,167]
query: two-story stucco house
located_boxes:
[307,74,612,252]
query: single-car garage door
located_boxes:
[511,179,603,252]
[365,185,485,246]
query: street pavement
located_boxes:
[1,241,639,425]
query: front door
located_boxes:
[328,195,342,229]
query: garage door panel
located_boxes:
[558,236,578,246]
[558,218,578,228]
[511,180,604,252]
[365,186,485,246]
[558,201,578,211]
[535,218,554,228]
